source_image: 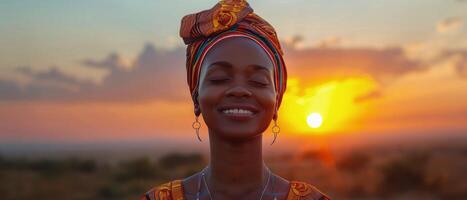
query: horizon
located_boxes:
[1,0,467,155]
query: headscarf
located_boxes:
[179,0,287,110]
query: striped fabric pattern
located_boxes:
[179,0,287,110]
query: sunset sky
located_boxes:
[0,0,466,150]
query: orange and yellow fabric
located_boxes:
[180,0,288,112]
[141,180,330,200]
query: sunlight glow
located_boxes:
[307,113,323,128]
[281,76,379,134]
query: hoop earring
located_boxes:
[271,119,280,145]
[192,116,202,142]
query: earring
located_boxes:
[271,119,280,145]
[192,116,202,142]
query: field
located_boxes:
[1,140,466,200]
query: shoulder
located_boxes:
[140,180,184,200]
[287,180,331,200]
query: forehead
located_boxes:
[201,37,274,71]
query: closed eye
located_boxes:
[249,80,269,87]
[209,78,230,84]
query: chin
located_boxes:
[208,122,270,142]
[218,129,261,141]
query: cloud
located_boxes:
[437,17,464,34]
[81,52,133,70]
[354,90,383,103]
[458,63,467,78]
[16,66,85,86]
[316,36,343,48]
[2,41,463,103]
[283,45,427,85]
[0,43,189,102]
[0,66,94,101]
[280,43,437,103]
[79,44,188,102]
[0,80,22,100]
[440,49,467,78]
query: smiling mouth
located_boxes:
[222,108,255,115]
[218,105,259,120]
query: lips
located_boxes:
[217,104,259,121]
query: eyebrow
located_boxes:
[207,61,233,71]
[250,64,272,72]
[207,61,271,72]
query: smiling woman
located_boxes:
[141,0,330,199]
[196,37,277,142]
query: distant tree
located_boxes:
[378,153,430,195]
[29,159,66,178]
[300,150,321,161]
[0,154,4,168]
[115,157,159,182]
[98,184,122,199]
[68,158,97,173]
[336,152,371,173]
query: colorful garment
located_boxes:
[179,0,288,110]
[141,180,330,200]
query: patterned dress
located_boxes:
[141,180,330,200]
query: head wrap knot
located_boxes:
[180,0,287,110]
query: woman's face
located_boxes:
[196,37,277,141]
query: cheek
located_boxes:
[197,87,221,113]
[255,90,277,133]
[257,90,277,113]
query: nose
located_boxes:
[226,85,252,98]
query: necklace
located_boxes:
[196,166,274,200]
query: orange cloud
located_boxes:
[437,17,463,34]
[283,46,427,85]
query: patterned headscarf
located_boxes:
[180,0,287,110]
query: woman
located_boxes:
[142,1,330,199]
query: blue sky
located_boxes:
[0,0,465,80]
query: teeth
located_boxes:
[222,108,253,115]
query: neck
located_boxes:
[205,130,269,198]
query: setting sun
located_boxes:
[307,113,323,128]
[281,77,379,134]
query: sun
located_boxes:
[280,77,379,134]
[307,112,323,128]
